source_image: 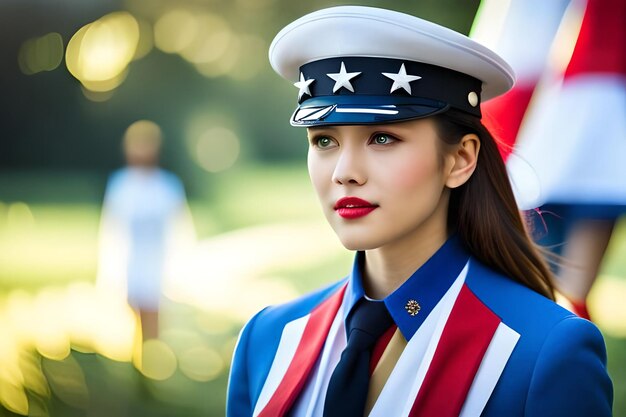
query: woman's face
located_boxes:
[307,118,454,251]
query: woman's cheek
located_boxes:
[308,155,333,196]
[389,159,434,190]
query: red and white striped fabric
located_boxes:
[470,0,572,162]
[252,263,520,417]
[507,0,626,209]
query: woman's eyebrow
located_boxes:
[306,128,339,138]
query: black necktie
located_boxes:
[323,298,394,417]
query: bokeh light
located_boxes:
[178,346,224,382]
[179,13,232,65]
[133,17,155,60]
[0,322,24,389]
[139,339,177,381]
[18,32,64,75]
[80,84,118,102]
[65,12,140,92]
[153,8,252,80]
[33,288,71,361]
[194,127,241,173]
[226,34,266,81]
[154,9,199,54]
[0,380,29,415]
[18,351,50,399]
[79,69,129,93]
[194,34,241,78]
[65,283,136,362]
[588,275,626,338]
[0,282,139,414]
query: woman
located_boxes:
[227,6,613,417]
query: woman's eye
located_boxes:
[315,136,334,148]
[372,134,395,145]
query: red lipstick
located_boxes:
[334,197,378,219]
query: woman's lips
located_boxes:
[334,197,379,219]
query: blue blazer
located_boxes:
[227,256,613,417]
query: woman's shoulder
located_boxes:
[466,260,612,416]
[465,258,578,331]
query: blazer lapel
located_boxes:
[257,283,347,417]
[409,284,507,417]
[459,320,520,417]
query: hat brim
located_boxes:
[291,95,449,126]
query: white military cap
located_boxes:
[269,5,515,126]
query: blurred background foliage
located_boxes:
[0,0,624,416]
[1,0,479,191]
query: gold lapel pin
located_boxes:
[405,299,421,316]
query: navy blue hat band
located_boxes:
[291,56,482,126]
[291,95,450,126]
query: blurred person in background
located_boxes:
[97,120,195,346]
[227,6,612,417]
[475,0,626,321]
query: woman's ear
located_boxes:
[445,133,480,189]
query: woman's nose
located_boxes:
[332,148,367,186]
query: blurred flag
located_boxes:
[506,0,626,209]
[470,0,572,161]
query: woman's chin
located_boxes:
[336,236,381,252]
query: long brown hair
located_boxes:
[434,109,555,300]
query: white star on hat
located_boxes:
[294,72,315,100]
[382,63,422,94]
[327,61,361,93]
